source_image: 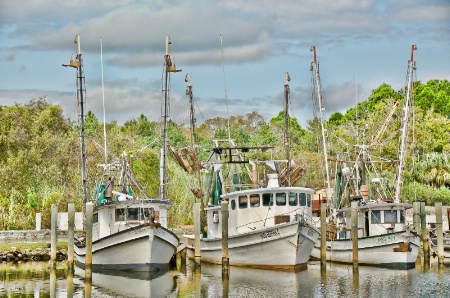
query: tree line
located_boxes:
[0,79,449,229]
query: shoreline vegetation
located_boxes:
[0,242,68,263]
[0,80,449,231]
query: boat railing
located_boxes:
[223,184,255,192]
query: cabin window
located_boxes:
[93,213,98,223]
[371,210,381,224]
[400,210,405,223]
[140,208,150,220]
[238,195,248,209]
[276,193,286,206]
[128,208,139,221]
[250,194,260,207]
[231,199,236,210]
[288,193,298,206]
[115,209,125,222]
[384,210,397,223]
[262,193,273,206]
[299,193,306,206]
[307,194,312,207]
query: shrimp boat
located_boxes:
[73,152,179,271]
[71,35,180,271]
[185,168,320,271]
[309,45,420,268]
[181,73,319,271]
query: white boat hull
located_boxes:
[75,224,178,271]
[310,231,420,269]
[74,266,176,297]
[186,221,319,271]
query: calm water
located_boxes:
[0,260,449,297]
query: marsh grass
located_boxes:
[0,242,67,251]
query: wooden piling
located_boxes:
[435,202,444,267]
[420,201,430,267]
[447,208,450,233]
[221,201,229,278]
[36,212,41,231]
[351,201,359,271]
[194,202,201,265]
[413,201,420,233]
[50,204,58,268]
[85,202,93,281]
[67,203,75,271]
[320,202,327,269]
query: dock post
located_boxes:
[36,213,41,231]
[320,202,327,269]
[435,202,444,267]
[351,201,359,271]
[68,203,75,272]
[85,202,93,282]
[194,202,201,266]
[50,204,58,268]
[413,201,420,233]
[420,201,430,268]
[221,200,229,278]
[447,208,450,233]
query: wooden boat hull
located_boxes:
[74,224,179,271]
[310,231,420,269]
[185,221,320,271]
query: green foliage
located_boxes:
[402,183,450,205]
[414,80,450,118]
[0,80,449,230]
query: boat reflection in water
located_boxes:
[74,266,176,297]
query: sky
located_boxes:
[0,0,449,129]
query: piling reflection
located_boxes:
[67,270,74,298]
[0,260,448,296]
[50,267,56,298]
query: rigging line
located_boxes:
[220,34,231,143]
[100,37,107,165]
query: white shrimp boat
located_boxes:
[185,173,320,271]
[181,73,319,271]
[74,194,179,271]
[310,202,420,268]
[70,35,181,271]
[309,45,420,269]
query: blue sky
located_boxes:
[0,0,449,128]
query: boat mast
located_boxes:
[63,35,88,205]
[310,46,332,207]
[394,45,417,203]
[185,74,204,211]
[284,72,291,186]
[161,36,181,200]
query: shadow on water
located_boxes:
[0,260,450,297]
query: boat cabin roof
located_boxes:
[221,186,314,199]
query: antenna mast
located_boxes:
[310,46,332,207]
[100,37,108,165]
[161,36,181,200]
[394,44,417,203]
[284,72,291,186]
[186,74,204,211]
[63,35,87,205]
